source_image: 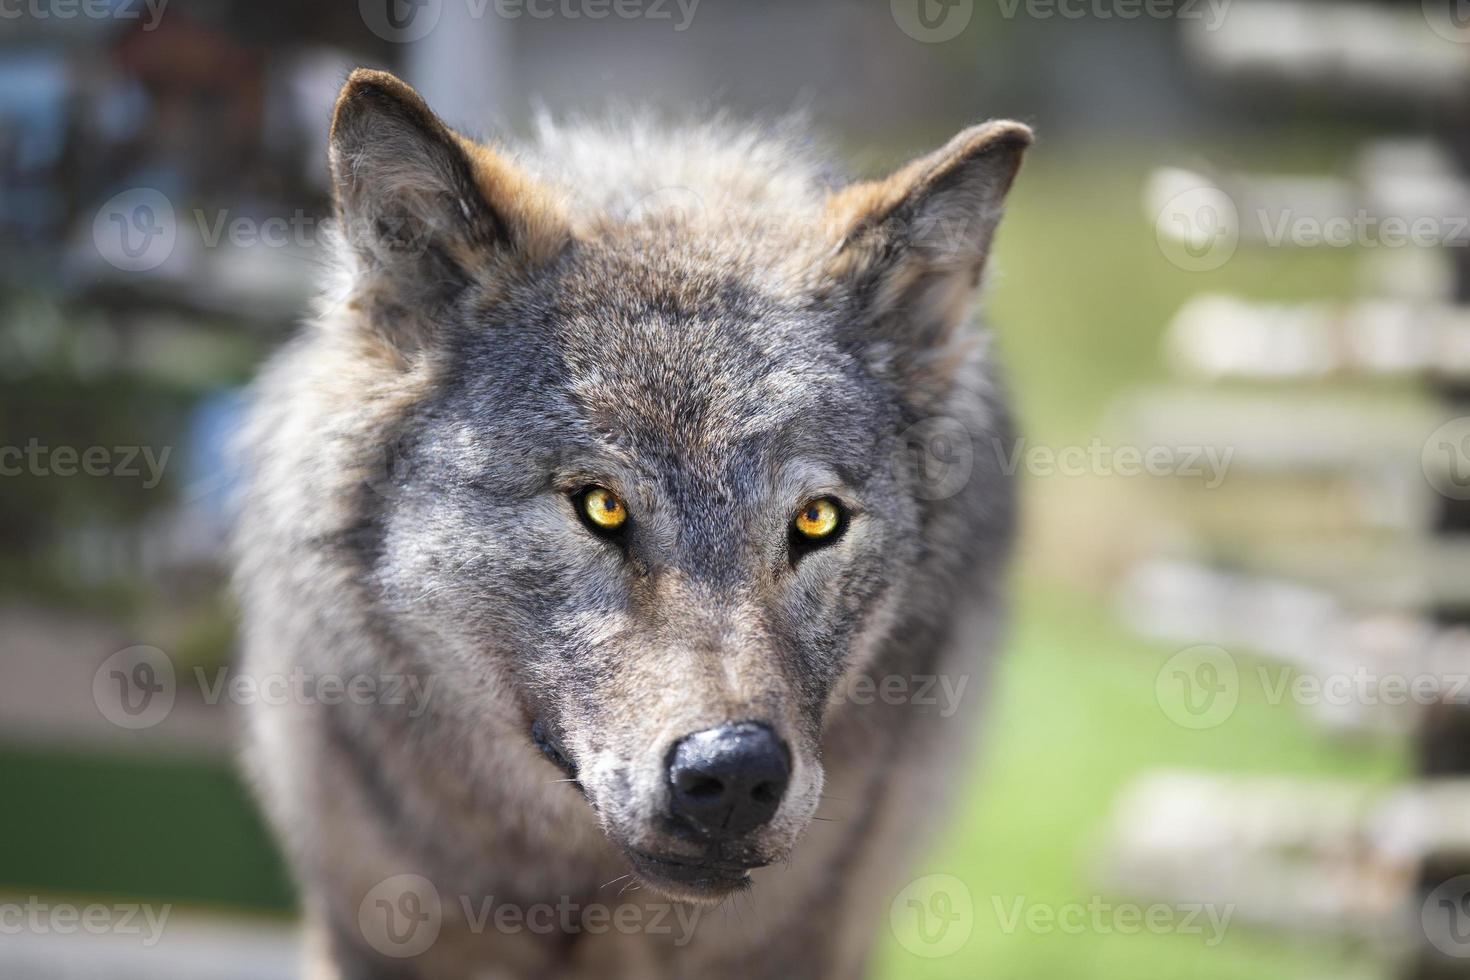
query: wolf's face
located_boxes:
[325,71,1026,902]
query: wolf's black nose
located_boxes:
[668,722,790,837]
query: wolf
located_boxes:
[233,68,1029,979]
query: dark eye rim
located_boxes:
[788,495,848,560]
[572,485,630,540]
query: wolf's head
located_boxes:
[314,70,1026,902]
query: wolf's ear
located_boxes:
[823,121,1031,387]
[328,69,566,357]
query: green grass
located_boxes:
[0,747,293,913]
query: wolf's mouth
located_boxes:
[624,848,758,897]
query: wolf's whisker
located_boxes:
[748,890,765,931]
[600,873,632,891]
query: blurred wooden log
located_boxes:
[1099,771,1470,950]
[1166,295,1470,381]
[1181,0,1470,104]
[1120,558,1470,734]
[1110,386,1434,481]
[1148,142,1470,262]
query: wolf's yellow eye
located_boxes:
[793,498,841,540]
[580,487,627,532]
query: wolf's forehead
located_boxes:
[558,313,851,449]
[548,259,856,449]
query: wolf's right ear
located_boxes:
[328,69,567,357]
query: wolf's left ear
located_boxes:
[328,69,567,357]
[823,121,1032,386]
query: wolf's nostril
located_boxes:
[667,722,791,839]
[682,776,725,801]
[751,781,780,805]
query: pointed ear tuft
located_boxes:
[823,120,1032,386]
[327,69,567,357]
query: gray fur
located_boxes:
[233,69,1028,979]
